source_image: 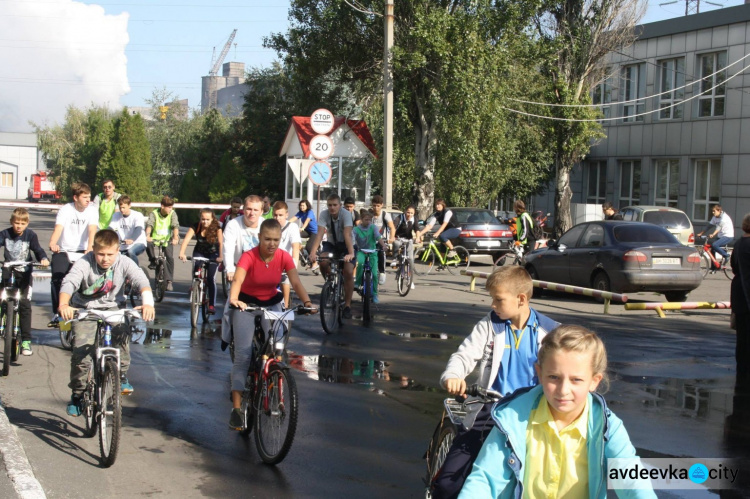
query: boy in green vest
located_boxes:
[145,196,180,291]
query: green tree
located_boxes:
[103,109,153,200]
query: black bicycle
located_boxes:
[319,253,345,334]
[151,243,168,302]
[231,304,316,464]
[358,249,377,324]
[423,384,502,498]
[186,256,211,327]
[393,238,414,297]
[1,261,44,376]
[68,308,143,467]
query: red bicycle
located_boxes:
[695,235,733,279]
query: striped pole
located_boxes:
[625,301,731,318]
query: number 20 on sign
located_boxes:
[309,134,334,160]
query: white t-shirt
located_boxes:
[110,211,147,249]
[710,212,735,238]
[279,222,302,267]
[371,209,393,236]
[55,203,99,252]
[222,216,261,273]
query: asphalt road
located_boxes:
[0,205,747,498]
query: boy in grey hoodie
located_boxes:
[59,229,154,417]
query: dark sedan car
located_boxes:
[524,221,703,302]
[441,208,514,257]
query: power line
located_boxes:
[0,0,285,6]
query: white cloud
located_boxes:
[0,0,129,132]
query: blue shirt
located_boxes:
[295,209,318,234]
[491,309,540,395]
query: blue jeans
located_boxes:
[712,236,733,259]
[124,243,146,265]
[438,227,461,244]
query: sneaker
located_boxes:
[66,394,82,417]
[229,408,244,430]
[166,281,174,291]
[411,283,416,290]
[390,261,398,268]
[120,376,134,395]
[47,316,59,328]
[148,261,157,270]
[21,341,32,356]
[373,295,379,304]
[379,273,386,285]
[208,305,216,315]
[447,250,457,258]
[342,306,352,319]
[722,256,729,267]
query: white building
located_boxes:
[0,132,40,200]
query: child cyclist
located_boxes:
[432,266,559,499]
[59,229,155,416]
[0,208,50,356]
[179,208,223,315]
[353,209,386,304]
[460,325,655,499]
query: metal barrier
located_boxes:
[625,301,731,318]
[3,201,232,210]
[460,270,628,314]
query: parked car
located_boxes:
[619,205,694,245]
[424,208,514,258]
[524,221,703,302]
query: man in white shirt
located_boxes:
[273,201,301,308]
[222,195,263,282]
[109,195,147,264]
[47,182,99,325]
[698,204,735,266]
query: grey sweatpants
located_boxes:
[69,308,131,394]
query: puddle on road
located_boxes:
[287,353,439,392]
[381,330,455,340]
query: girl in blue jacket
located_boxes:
[460,325,655,499]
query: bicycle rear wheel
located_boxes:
[362,271,372,324]
[2,306,11,376]
[189,281,200,327]
[99,359,121,467]
[415,247,435,275]
[699,252,711,277]
[397,261,413,297]
[254,365,298,465]
[320,281,338,335]
[446,246,470,275]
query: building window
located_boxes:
[592,76,611,119]
[659,58,685,119]
[586,161,607,204]
[698,52,726,117]
[654,159,679,207]
[1,173,13,188]
[693,159,721,220]
[622,64,646,122]
[619,160,641,206]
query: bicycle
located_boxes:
[414,235,469,275]
[695,235,733,279]
[67,308,143,467]
[393,238,414,297]
[494,242,525,267]
[319,253,346,334]
[1,261,44,376]
[356,248,378,324]
[230,303,316,464]
[423,384,502,498]
[186,256,212,327]
[119,244,140,308]
[151,243,168,302]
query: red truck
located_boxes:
[27,172,60,202]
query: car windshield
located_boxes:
[642,211,691,229]
[453,210,496,224]
[613,225,678,244]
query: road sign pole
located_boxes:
[383,0,394,209]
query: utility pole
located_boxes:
[383,0,394,208]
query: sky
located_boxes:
[0,0,745,133]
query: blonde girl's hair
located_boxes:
[537,325,610,392]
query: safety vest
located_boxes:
[516,212,535,244]
[97,195,118,229]
[151,209,173,243]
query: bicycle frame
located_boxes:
[420,239,460,266]
[188,256,211,326]
[1,261,41,375]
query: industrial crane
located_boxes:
[209,29,237,76]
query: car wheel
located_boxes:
[526,265,544,297]
[664,291,689,303]
[591,272,610,303]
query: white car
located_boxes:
[619,206,694,246]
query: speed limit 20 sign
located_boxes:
[310,108,334,134]
[309,134,334,160]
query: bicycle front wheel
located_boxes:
[426,417,458,488]
[189,282,200,327]
[397,261,413,297]
[83,374,97,437]
[320,281,339,335]
[99,359,122,467]
[362,271,372,325]
[446,246,470,275]
[221,270,228,298]
[415,247,435,275]
[153,264,166,303]
[254,365,298,465]
[724,263,734,280]
[2,305,12,376]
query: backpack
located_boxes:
[520,212,538,242]
[531,216,544,240]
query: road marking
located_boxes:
[0,398,46,498]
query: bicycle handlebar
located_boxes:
[231,303,318,316]
[69,308,143,324]
[456,384,503,403]
[186,256,211,262]
[2,261,47,269]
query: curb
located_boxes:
[0,397,46,498]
